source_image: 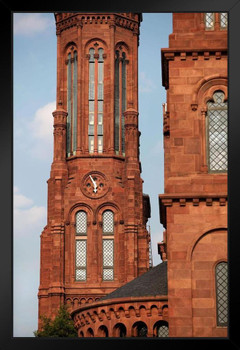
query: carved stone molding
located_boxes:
[159,194,228,228]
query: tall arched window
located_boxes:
[102,210,114,281]
[88,46,104,154]
[114,48,127,155]
[66,47,78,157]
[206,90,228,172]
[216,262,228,327]
[75,211,87,281]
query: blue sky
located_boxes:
[13,12,172,337]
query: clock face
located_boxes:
[82,172,109,198]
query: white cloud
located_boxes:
[14,186,33,208]
[28,101,55,160]
[14,188,46,238]
[30,101,55,140]
[139,72,156,93]
[14,13,53,36]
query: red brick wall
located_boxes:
[160,12,228,337]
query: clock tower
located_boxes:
[38,13,151,325]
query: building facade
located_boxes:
[159,12,228,337]
[38,12,228,338]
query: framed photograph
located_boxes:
[1,0,239,348]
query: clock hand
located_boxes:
[89,175,98,193]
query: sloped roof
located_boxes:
[101,261,168,300]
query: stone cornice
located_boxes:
[159,193,228,228]
[55,13,141,35]
[161,48,228,89]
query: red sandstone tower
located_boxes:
[38,13,151,327]
[159,13,228,337]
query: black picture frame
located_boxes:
[1,0,240,349]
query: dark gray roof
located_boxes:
[101,261,168,300]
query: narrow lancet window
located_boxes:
[102,210,114,281]
[66,47,78,157]
[75,211,87,281]
[88,46,104,154]
[72,50,78,154]
[67,52,72,156]
[216,262,228,327]
[88,48,95,153]
[207,90,228,172]
[98,48,104,153]
[114,49,127,155]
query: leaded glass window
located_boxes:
[220,13,228,29]
[76,240,87,281]
[103,210,114,234]
[102,210,114,281]
[207,91,228,172]
[75,211,87,281]
[216,262,228,327]
[157,324,169,337]
[102,240,114,280]
[76,211,87,235]
[205,13,214,29]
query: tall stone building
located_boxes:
[159,12,228,337]
[38,12,228,338]
[38,12,152,333]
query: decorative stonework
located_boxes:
[159,194,227,229]
[161,49,228,89]
[55,13,141,35]
[71,296,168,337]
